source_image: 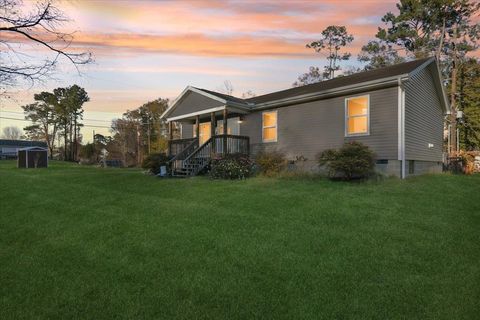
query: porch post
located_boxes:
[195,115,200,140]
[168,121,173,156]
[223,108,228,155]
[210,112,216,156]
[168,121,173,140]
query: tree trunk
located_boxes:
[50,124,57,160]
[64,129,68,161]
[73,114,77,161]
[69,118,73,161]
[436,16,446,61]
[43,121,51,161]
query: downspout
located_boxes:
[398,78,406,179]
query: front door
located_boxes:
[199,122,211,145]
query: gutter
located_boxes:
[397,77,407,179]
[225,101,253,111]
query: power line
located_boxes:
[0,115,161,129]
[0,116,31,122]
[1,110,23,114]
[1,110,159,125]
[0,116,112,129]
[1,110,114,123]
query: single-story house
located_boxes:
[17,147,48,168]
[161,57,450,178]
[0,139,48,159]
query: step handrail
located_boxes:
[169,138,198,163]
[168,137,197,157]
[183,137,213,163]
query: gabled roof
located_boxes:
[160,86,250,120]
[162,58,449,120]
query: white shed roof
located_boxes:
[18,147,48,152]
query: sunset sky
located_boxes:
[1,0,477,141]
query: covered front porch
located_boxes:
[161,86,251,176]
[168,108,249,154]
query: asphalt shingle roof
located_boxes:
[195,58,432,107]
[193,87,248,104]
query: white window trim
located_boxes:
[345,94,370,137]
[262,110,278,143]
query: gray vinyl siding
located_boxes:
[241,86,398,161]
[404,64,444,161]
[181,123,193,139]
[169,91,223,118]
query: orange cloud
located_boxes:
[73,32,310,57]
[70,0,396,35]
[57,0,401,60]
[4,29,366,58]
[4,0,404,59]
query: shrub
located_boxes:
[209,154,254,180]
[317,141,375,180]
[447,151,475,175]
[255,151,287,176]
[142,153,169,175]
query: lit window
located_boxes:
[346,95,369,136]
[217,118,240,135]
[262,111,277,142]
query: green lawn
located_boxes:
[0,161,479,319]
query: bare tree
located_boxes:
[2,125,22,139]
[0,0,92,92]
[293,66,324,87]
[217,80,234,95]
[241,90,256,98]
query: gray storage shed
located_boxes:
[17,147,48,168]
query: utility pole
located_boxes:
[147,121,151,155]
[93,129,96,162]
[449,25,458,155]
[73,111,77,161]
[136,123,141,165]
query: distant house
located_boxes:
[0,140,48,159]
[161,58,450,178]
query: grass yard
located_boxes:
[0,161,479,319]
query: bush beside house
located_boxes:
[255,151,288,176]
[318,141,375,180]
[142,153,169,175]
[209,154,254,180]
